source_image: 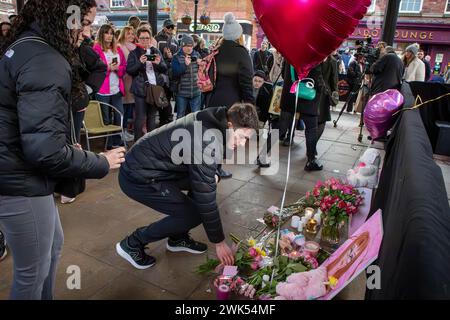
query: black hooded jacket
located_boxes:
[0,23,109,197]
[121,107,229,243]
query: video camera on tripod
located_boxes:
[356,36,381,74]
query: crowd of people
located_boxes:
[0,0,449,301]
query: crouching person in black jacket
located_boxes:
[116,103,259,269]
[0,0,125,300]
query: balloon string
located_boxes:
[393,93,450,116]
[270,80,301,288]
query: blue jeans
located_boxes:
[176,95,202,119]
[96,93,124,147]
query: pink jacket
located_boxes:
[93,44,127,96]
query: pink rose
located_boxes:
[251,262,259,271]
[249,247,258,257]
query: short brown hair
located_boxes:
[137,27,152,39]
[227,103,259,130]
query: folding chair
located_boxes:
[82,100,127,151]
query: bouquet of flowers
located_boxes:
[305,178,364,244]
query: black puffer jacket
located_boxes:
[0,23,109,197]
[126,45,168,98]
[207,40,255,108]
[121,107,228,243]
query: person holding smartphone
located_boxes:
[93,24,127,150]
[126,27,167,141]
[171,35,202,119]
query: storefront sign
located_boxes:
[435,53,444,63]
[177,21,253,36]
[351,26,449,44]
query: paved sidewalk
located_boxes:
[1,110,448,300]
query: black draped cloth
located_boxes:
[366,83,450,300]
[409,82,450,152]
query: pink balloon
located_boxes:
[253,0,372,79]
[364,89,405,140]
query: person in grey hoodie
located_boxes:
[171,35,202,119]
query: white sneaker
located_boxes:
[61,196,76,204]
[124,132,134,142]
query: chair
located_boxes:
[82,100,127,151]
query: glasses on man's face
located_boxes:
[139,37,151,40]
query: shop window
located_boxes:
[111,0,125,8]
[399,0,423,13]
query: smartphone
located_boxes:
[190,56,198,63]
[112,57,118,64]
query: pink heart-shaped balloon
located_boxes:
[253,0,371,79]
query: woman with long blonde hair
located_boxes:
[118,26,137,141]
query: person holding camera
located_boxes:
[127,27,168,142]
[369,46,404,96]
[346,53,365,112]
[171,35,202,119]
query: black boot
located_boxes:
[305,159,324,172]
[217,166,232,179]
[257,156,271,168]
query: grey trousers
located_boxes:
[0,195,64,300]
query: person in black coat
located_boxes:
[253,41,273,78]
[126,27,168,142]
[370,46,404,96]
[279,62,325,171]
[346,53,365,112]
[0,0,125,300]
[318,55,339,140]
[116,104,259,270]
[206,12,255,178]
[418,50,431,81]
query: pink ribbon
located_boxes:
[290,80,299,94]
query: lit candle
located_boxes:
[291,216,301,229]
[217,284,231,300]
[304,207,315,220]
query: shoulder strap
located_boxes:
[3,36,48,57]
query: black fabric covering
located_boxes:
[408,82,450,152]
[366,83,450,299]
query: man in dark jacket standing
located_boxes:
[116,104,259,269]
[346,53,365,112]
[253,41,272,78]
[172,35,201,119]
[418,49,431,82]
[370,46,404,96]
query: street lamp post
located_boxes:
[148,0,158,36]
[381,0,401,45]
[17,0,24,13]
[193,0,199,34]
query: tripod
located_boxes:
[333,69,371,142]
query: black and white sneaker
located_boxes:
[0,231,7,261]
[167,236,208,255]
[116,238,156,270]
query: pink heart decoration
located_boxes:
[253,0,371,79]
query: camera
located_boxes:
[356,37,381,73]
[145,54,157,61]
[189,56,198,63]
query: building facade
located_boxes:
[174,0,258,50]
[95,0,172,30]
[345,0,450,74]
[0,0,16,23]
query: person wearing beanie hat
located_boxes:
[204,12,255,178]
[222,12,243,41]
[403,43,425,82]
[172,33,202,118]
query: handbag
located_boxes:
[54,106,86,198]
[198,50,218,93]
[142,57,169,109]
[3,37,86,198]
[290,65,317,101]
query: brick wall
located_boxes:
[371,0,449,22]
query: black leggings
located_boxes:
[119,172,201,247]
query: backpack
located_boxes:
[197,50,218,93]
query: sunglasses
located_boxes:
[166,25,175,30]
